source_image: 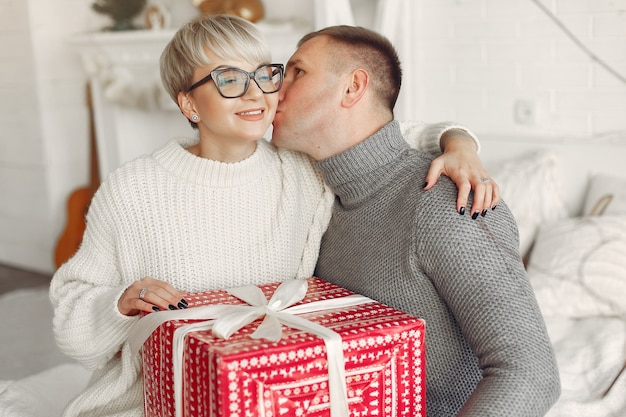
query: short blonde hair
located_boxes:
[160,14,272,104]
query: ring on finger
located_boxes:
[139,288,148,300]
[480,177,490,183]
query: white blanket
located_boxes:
[0,363,91,417]
[544,316,626,417]
[0,288,92,417]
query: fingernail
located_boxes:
[177,302,187,309]
[492,205,498,211]
[422,182,428,189]
[179,298,189,307]
[168,304,177,310]
[481,209,488,217]
[459,207,465,216]
[472,211,479,220]
[152,306,161,312]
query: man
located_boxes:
[272,26,561,416]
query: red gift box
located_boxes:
[135,278,425,417]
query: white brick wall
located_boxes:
[1,0,624,273]
[0,0,51,272]
[410,0,626,138]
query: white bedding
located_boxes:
[0,363,91,417]
[0,288,92,417]
[544,316,626,417]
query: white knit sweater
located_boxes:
[49,121,475,417]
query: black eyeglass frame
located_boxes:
[187,63,284,98]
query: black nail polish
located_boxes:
[179,298,189,307]
[177,302,187,309]
[459,207,465,216]
[422,182,428,189]
[152,306,161,312]
[168,304,177,310]
[492,205,498,211]
[481,209,488,217]
[472,211,479,220]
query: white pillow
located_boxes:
[491,151,568,258]
[583,174,626,216]
[526,215,626,318]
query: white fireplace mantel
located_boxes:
[68,23,309,180]
[69,29,177,70]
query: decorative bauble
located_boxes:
[194,0,265,23]
[92,0,147,31]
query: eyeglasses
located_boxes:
[187,63,284,98]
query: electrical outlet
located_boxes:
[514,100,536,125]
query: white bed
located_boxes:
[1,132,625,417]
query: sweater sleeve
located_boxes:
[399,120,481,155]
[415,183,560,416]
[49,180,138,371]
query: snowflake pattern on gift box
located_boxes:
[142,278,425,417]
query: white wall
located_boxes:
[0,0,50,273]
[405,0,626,139]
[1,0,624,274]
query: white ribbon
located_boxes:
[127,279,373,417]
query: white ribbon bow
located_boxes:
[128,279,373,417]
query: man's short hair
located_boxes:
[298,25,402,111]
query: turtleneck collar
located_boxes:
[315,120,410,205]
[152,137,276,187]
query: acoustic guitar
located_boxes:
[54,83,100,268]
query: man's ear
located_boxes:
[177,91,196,120]
[342,69,369,108]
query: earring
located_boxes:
[191,114,199,122]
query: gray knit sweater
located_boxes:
[315,121,560,417]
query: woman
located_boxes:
[50,14,495,417]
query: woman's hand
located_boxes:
[424,130,500,217]
[118,277,188,316]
